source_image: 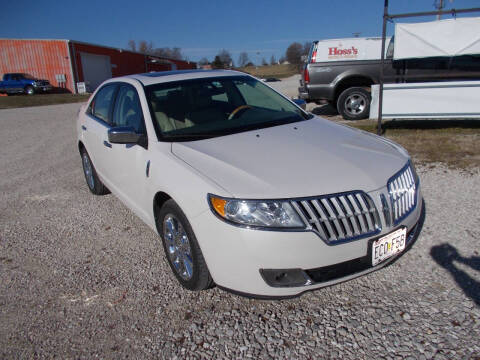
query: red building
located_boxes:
[0,39,197,93]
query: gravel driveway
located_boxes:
[1,103,479,359]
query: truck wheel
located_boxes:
[337,87,370,120]
[25,85,35,95]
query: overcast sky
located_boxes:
[1,0,479,63]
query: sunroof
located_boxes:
[140,70,216,77]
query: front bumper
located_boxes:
[34,84,52,92]
[191,186,424,298]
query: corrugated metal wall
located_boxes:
[0,39,74,92]
[70,42,197,89]
[0,39,197,94]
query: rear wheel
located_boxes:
[156,199,214,291]
[25,85,35,95]
[80,148,109,195]
[337,87,371,120]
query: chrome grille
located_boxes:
[291,191,381,244]
[388,162,417,225]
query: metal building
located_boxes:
[0,39,197,93]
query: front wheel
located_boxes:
[156,199,214,291]
[25,85,35,95]
[337,87,371,120]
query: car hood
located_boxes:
[172,117,408,198]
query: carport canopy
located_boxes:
[394,16,480,59]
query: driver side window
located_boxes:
[112,85,146,134]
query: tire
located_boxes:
[156,199,214,291]
[337,87,371,120]
[80,148,109,195]
[25,85,35,96]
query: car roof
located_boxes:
[123,69,248,86]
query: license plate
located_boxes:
[372,228,406,266]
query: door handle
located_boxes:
[103,140,112,148]
[81,125,87,131]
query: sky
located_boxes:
[1,0,479,64]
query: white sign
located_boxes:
[77,82,87,94]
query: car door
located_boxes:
[105,84,151,221]
[82,83,118,188]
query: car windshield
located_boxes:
[145,75,312,141]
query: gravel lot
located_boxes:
[1,103,479,359]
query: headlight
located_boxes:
[209,195,305,229]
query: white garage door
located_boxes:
[80,52,112,92]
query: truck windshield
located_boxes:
[145,75,312,141]
[20,74,37,80]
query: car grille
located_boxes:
[290,191,381,244]
[388,162,417,225]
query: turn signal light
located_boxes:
[210,196,227,217]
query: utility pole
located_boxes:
[434,0,445,20]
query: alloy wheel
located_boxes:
[82,153,95,190]
[163,214,194,280]
[345,93,367,116]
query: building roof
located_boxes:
[0,38,194,64]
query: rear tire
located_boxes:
[156,199,214,291]
[337,87,371,120]
[80,148,109,195]
[25,85,35,96]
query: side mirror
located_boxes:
[292,98,307,110]
[108,126,145,146]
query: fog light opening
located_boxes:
[260,269,313,288]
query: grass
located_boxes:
[0,93,90,109]
[237,64,299,79]
[346,119,480,170]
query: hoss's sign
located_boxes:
[328,46,359,59]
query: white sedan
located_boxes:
[77,70,424,298]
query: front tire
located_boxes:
[337,87,371,120]
[156,199,214,291]
[25,85,35,95]
[80,148,109,195]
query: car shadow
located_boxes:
[430,243,480,307]
[310,103,338,116]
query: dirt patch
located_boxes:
[237,64,298,79]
